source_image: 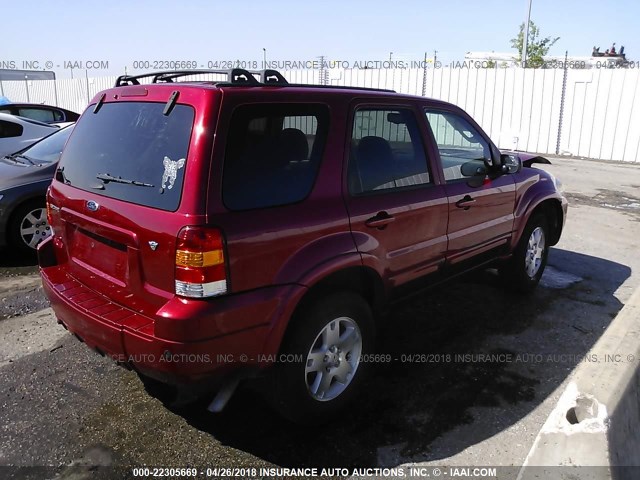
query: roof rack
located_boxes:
[284,84,395,93]
[114,68,288,87]
[113,68,395,92]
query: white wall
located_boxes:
[2,68,639,162]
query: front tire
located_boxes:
[500,213,550,293]
[270,292,375,425]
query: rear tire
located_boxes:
[270,291,375,425]
[500,213,549,293]
[8,199,52,253]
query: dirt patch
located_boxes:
[0,284,50,320]
[0,262,48,320]
[566,189,640,220]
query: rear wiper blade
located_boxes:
[96,173,154,187]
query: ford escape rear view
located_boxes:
[38,69,567,424]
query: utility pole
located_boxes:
[318,55,328,85]
[24,74,30,102]
[556,51,569,155]
[85,69,90,103]
[263,48,267,68]
[421,51,428,97]
[522,0,533,68]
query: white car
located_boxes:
[0,113,60,157]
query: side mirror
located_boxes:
[386,112,406,124]
[461,160,488,188]
[460,160,488,177]
[500,153,522,174]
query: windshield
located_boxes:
[20,125,74,163]
[58,102,194,211]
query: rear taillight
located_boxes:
[175,226,227,298]
[45,187,59,235]
[46,201,53,226]
[45,186,54,225]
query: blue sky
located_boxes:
[4,0,639,77]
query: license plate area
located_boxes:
[70,227,129,287]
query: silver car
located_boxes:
[0,113,60,157]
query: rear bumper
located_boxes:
[38,238,304,386]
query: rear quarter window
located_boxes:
[0,119,23,138]
[222,103,329,210]
[58,102,194,211]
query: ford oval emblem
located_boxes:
[86,200,99,212]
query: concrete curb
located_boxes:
[518,287,640,479]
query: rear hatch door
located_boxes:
[50,89,216,321]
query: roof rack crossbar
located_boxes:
[228,68,260,85]
[114,69,263,87]
[115,72,159,86]
[114,68,395,92]
[151,70,229,83]
[260,69,289,85]
[214,69,289,87]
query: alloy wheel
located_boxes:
[304,316,363,401]
[525,226,546,278]
[19,207,51,249]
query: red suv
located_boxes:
[38,69,567,423]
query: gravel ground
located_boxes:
[0,156,639,479]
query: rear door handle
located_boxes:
[365,211,395,229]
[455,195,476,210]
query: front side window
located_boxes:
[222,103,328,210]
[348,108,431,195]
[425,110,491,182]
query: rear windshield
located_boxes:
[58,102,194,211]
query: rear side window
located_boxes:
[0,119,23,138]
[18,108,56,123]
[222,103,328,210]
[348,108,431,195]
[58,102,194,211]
